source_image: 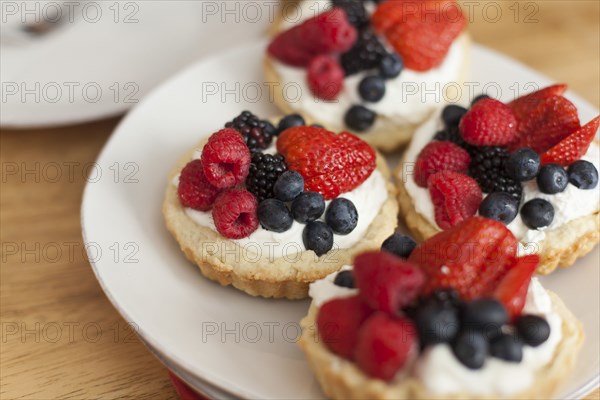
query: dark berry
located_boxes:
[333,270,355,288]
[358,75,386,102]
[478,192,519,225]
[520,198,554,229]
[469,146,522,200]
[462,298,508,341]
[291,191,326,223]
[490,334,523,362]
[379,53,403,79]
[536,164,568,194]
[245,153,287,202]
[515,315,551,347]
[331,0,368,28]
[325,198,358,234]
[442,105,468,128]
[431,288,463,309]
[277,114,305,134]
[505,148,540,182]
[225,111,276,151]
[452,330,488,369]
[340,28,387,76]
[257,199,293,232]
[471,94,491,106]
[345,105,376,132]
[434,125,474,153]
[568,160,599,189]
[381,232,416,259]
[303,221,334,256]
[415,300,460,346]
[273,170,304,202]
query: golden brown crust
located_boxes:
[299,290,583,399]
[163,140,399,299]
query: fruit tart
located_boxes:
[398,85,600,274]
[265,0,470,151]
[163,112,398,299]
[299,216,583,399]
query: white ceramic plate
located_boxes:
[0,0,271,128]
[82,40,600,399]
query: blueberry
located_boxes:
[303,221,334,256]
[568,160,599,189]
[333,270,354,288]
[452,330,488,369]
[520,198,554,229]
[415,300,460,346]
[478,192,519,225]
[277,114,305,134]
[462,298,508,340]
[257,199,293,233]
[471,94,491,106]
[515,315,551,347]
[431,288,462,308]
[490,333,523,362]
[381,232,416,258]
[273,171,304,202]
[325,198,358,234]
[505,148,540,182]
[358,75,386,102]
[379,53,403,79]
[291,191,326,223]
[536,163,568,194]
[344,105,376,132]
[441,105,467,128]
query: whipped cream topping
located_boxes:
[402,110,600,253]
[270,0,465,131]
[309,269,563,396]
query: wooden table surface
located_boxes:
[1,1,599,399]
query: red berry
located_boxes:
[414,141,471,188]
[459,98,518,146]
[316,296,373,360]
[427,171,482,230]
[540,116,600,166]
[354,251,425,314]
[307,55,344,101]
[212,188,258,239]
[177,159,221,211]
[494,255,539,319]
[201,128,251,189]
[355,313,417,381]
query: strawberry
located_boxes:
[508,84,567,119]
[408,216,518,300]
[372,0,466,71]
[414,141,471,188]
[355,313,417,381]
[427,171,482,230]
[494,255,539,319]
[540,116,600,166]
[353,251,425,314]
[276,126,376,200]
[316,296,373,360]
[307,55,344,100]
[459,98,518,146]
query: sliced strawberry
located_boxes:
[354,313,417,381]
[540,116,600,166]
[494,255,539,319]
[316,296,373,360]
[427,171,482,230]
[408,216,518,300]
[508,84,568,119]
[353,251,425,314]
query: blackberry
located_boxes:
[469,146,522,200]
[340,28,387,76]
[225,111,276,151]
[331,0,369,28]
[246,153,287,202]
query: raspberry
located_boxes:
[340,28,387,76]
[277,126,376,200]
[355,313,417,381]
[353,251,425,314]
[316,296,373,360]
[307,55,344,101]
[224,111,276,151]
[414,141,471,188]
[459,98,518,146]
[177,159,221,211]
[427,171,482,230]
[212,188,259,239]
[469,146,522,200]
[541,116,600,166]
[245,152,287,202]
[494,255,539,319]
[201,128,251,189]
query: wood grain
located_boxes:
[1,1,598,398]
